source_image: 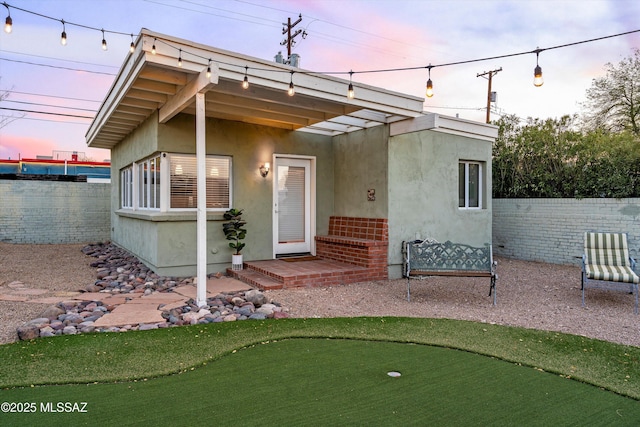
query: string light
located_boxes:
[3,2,11,33]
[2,2,639,101]
[101,29,107,51]
[129,34,135,53]
[288,71,295,96]
[60,19,67,46]
[533,48,544,87]
[206,59,211,78]
[242,66,249,89]
[425,65,434,98]
[347,70,355,99]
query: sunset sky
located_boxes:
[1,0,638,161]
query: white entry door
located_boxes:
[273,157,312,256]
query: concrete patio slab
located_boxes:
[159,300,189,311]
[0,294,28,302]
[173,277,251,299]
[129,293,185,305]
[72,292,112,301]
[94,303,165,327]
[53,291,83,298]
[11,288,49,295]
[24,297,67,304]
[172,285,197,299]
[208,276,252,293]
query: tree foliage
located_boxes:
[580,48,640,136]
[492,114,640,198]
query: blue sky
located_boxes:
[1,0,638,161]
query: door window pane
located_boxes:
[278,165,305,243]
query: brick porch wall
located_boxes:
[315,216,388,280]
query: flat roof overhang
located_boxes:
[86,29,425,149]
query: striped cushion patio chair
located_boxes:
[582,232,639,314]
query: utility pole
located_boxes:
[477,67,502,123]
[281,14,304,62]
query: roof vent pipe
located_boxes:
[289,53,300,68]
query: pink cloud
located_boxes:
[0,135,56,160]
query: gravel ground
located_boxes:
[0,243,96,345]
[1,243,638,347]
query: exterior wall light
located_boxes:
[260,162,270,178]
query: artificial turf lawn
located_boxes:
[1,317,639,425]
[2,338,639,426]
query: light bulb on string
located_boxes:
[4,3,12,34]
[151,38,156,55]
[533,49,544,87]
[60,20,67,46]
[178,49,183,67]
[425,65,434,98]
[288,71,295,96]
[101,29,107,51]
[347,70,355,99]
[242,66,249,89]
[206,59,212,78]
[129,34,135,53]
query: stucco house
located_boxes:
[86,29,497,305]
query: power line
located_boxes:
[0,113,89,125]
[0,107,93,119]
[426,105,485,111]
[1,100,98,112]
[0,57,117,76]
[232,0,440,54]
[143,0,277,28]
[3,1,133,37]
[0,49,119,70]
[3,1,639,91]
[5,90,102,103]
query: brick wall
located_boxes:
[493,198,640,265]
[316,216,388,280]
[0,180,111,244]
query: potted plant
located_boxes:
[222,208,247,270]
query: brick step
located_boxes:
[227,267,285,290]
[227,259,371,290]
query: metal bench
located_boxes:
[403,239,497,305]
[581,232,639,314]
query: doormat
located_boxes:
[281,256,320,262]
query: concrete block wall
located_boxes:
[493,198,640,265]
[0,180,111,244]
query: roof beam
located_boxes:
[132,78,179,95]
[159,66,219,123]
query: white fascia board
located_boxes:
[390,113,498,141]
[140,30,425,117]
[86,36,147,147]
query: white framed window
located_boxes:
[120,166,133,209]
[137,155,161,210]
[459,161,483,209]
[169,154,231,211]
